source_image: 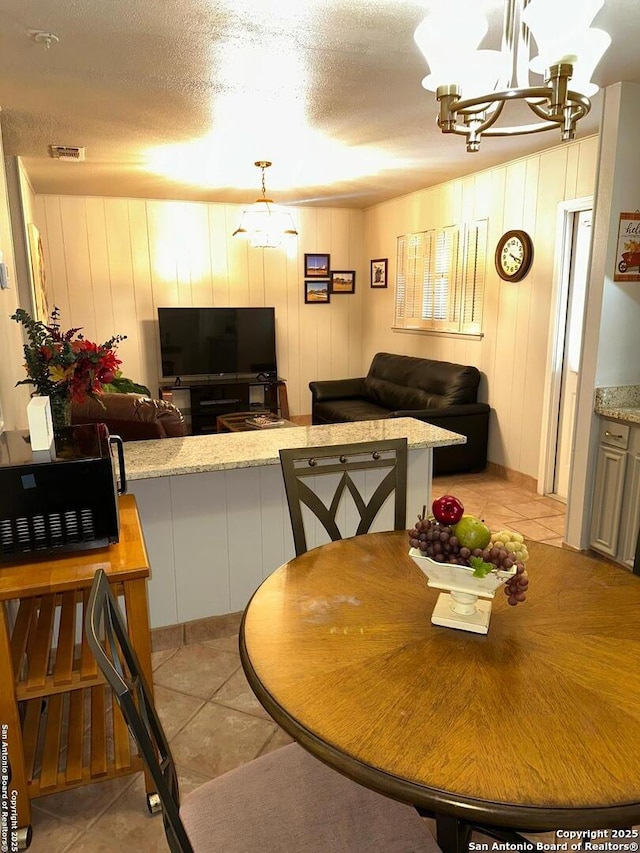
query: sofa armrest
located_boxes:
[133,397,187,438]
[390,402,490,420]
[392,403,490,475]
[72,393,187,441]
[309,377,366,402]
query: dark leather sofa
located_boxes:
[309,352,489,475]
[72,393,187,441]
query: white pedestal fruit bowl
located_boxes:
[409,548,516,635]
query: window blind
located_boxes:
[395,219,487,334]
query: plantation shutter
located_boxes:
[396,231,433,329]
[461,219,488,334]
[395,219,486,334]
[432,225,460,330]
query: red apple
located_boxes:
[431,494,464,525]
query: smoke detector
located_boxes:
[48,145,85,162]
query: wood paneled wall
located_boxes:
[362,136,598,480]
[33,198,364,415]
[31,134,597,478]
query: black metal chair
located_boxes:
[85,568,441,853]
[279,438,408,556]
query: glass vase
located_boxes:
[49,393,72,432]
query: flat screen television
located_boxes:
[158,307,277,380]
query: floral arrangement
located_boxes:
[11,307,126,404]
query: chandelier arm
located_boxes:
[452,85,556,116]
[525,95,591,124]
[446,119,560,138]
[459,101,506,136]
[479,120,562,137]
[438,105,504,135]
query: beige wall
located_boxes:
[0,130,31,430]
[32,198,365,415]
[362,135,599,480]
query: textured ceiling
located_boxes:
[0,0,639,209]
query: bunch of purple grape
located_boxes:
[503,564,529,606]
[408,516,466,564]
[408,515,529,606]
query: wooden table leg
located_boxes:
[122,578,156,802]
[0,604,32,849]
[436,814,472,853]
[277,382,290,420]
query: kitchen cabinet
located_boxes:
[590,419,640,569]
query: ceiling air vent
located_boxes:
[48,145,85,162]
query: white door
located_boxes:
[553,209,592,500]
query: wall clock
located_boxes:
[495,230,534,282]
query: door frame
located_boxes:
[538,196,593,496]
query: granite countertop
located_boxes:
[123,418,465,481]
[594,385,640,425]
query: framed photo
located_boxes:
[330,270,355,294]
[370,258,388,288]
[614,211,640,282]
[304,279,330,304]
[305,253,331,278]
[27,223,50,321]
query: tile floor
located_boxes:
[26,471,567,852]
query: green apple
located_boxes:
[453,515,491,550]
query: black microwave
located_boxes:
[0,424,126,563]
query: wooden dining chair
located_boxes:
[85,568,441,853]
[279,438,408,556]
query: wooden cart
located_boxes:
[0,495,154,849]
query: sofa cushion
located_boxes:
[313,398,391,423]
[366,352,480,408]
[364,376,435,411]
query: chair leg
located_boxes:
[435,814,472,853]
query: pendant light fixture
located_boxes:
[233,161,298,248]
[414,0,611,152]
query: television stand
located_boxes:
[159,377,289,435]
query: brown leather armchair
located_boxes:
[72,393,187,441]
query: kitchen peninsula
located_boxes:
[124,418,465,628]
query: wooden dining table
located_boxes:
[239,530,640,853]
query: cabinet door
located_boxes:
[619,432,640,569]
[590,444,627,557]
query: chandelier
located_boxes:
[233,161,298,248]
[414,0,611,152]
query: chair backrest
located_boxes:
[85,569,193,853]
[279,438,408,556]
